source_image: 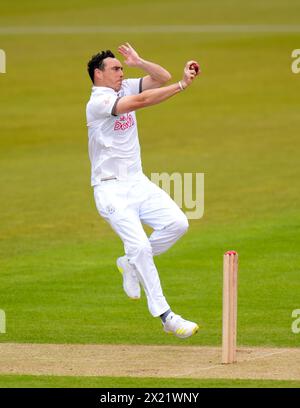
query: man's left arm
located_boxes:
[118,43,171,91]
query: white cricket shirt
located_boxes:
[86,78,143,186]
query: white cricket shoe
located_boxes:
[163,312,199,339]
[116,256,141,300]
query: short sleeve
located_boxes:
[87,93,119,120]
[123,78,143,96]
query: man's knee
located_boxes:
[177,215,189,234]
[171,214,189,236]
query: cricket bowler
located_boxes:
[86,43,200,338]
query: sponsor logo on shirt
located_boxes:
[114,113,135,131]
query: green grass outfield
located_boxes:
[0,375,299,389]
[0,0,300,388]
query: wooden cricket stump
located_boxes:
[222,250,238,364]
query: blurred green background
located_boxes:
[0,0,300,387]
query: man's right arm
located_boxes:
[114,60,200,115]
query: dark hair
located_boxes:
[87,50,115,83]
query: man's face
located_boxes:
[96,57,124,91]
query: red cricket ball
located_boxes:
[189,62,200,73]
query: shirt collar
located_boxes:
[92,86,118,95]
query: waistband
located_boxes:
[100,176,117,182]
[93,171,146,186]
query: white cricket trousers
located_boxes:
[93,173,189,317]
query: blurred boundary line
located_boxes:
[1,25,300,35]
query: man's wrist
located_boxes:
[178,80,187,91]
[135,58,146,68]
